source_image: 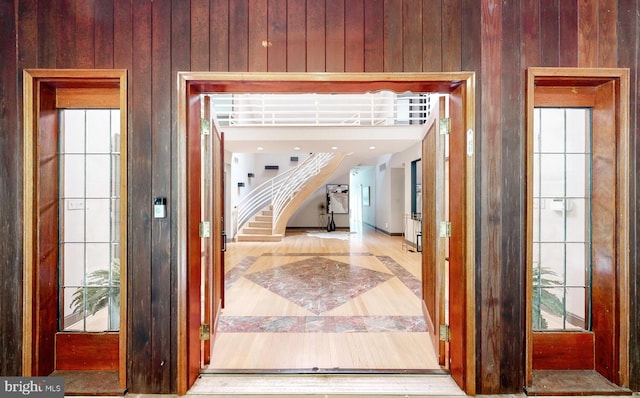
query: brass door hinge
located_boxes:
[439,118,451,135]
[200,118,211,135]
[439,324,451,342]
[199,324,210,341]
[439,221,451,238]
[199,221,211,238]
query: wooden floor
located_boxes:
[206,224,441,372]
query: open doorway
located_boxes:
[204,92,449,373]
[176,72,476,395]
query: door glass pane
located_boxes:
[59,109,121,332]
[532,108,591,331]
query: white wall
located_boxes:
[375,155,393,233]
[390,168,405,233]
[288,171,351,229]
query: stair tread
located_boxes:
[237,234,283,242]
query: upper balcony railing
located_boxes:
[209,92,434,127]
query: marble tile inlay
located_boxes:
[224,256,258,291]
[377,255,422,298]
[243,256,394,314]
[218,315,428,333]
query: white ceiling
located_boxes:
[221,124,424,165]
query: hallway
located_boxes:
[206,225,441,372]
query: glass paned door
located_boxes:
[59,109,121,332]
[532,108,592,331]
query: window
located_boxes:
[59,109,121,332]
[532,108,591,331]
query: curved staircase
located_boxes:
[235,152,346,242]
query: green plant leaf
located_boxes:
[70,259,120,316]
[532,266,565,330]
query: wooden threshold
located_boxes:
[201,368,450,375]
[524,370,632,396]
[50,370,126,396]
[188,373,465,396]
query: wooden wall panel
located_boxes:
[248,0,267,72]
[287,0,306,72]
[113,0,133,71]
[210,0,229,71]
[0,0,21,376]
[559,0,578,66]
[56,0,76,68]
[306,0,326,71]
[37,0,57,67]
[598,0,617,67]
[191,0,211,71]
[383,0,402,72]
[499,0,526,391]
[229,0,249,71]
[344,0,364,72]
[521,0,540,68]
[173,0,191,78]
[442,0,462,71]
[75,0,95,69]
[362,0,384,72]
[403,0,422,72]
[18,0,38,68]
[268,0,287,72]
[129,0,153,392]
[325,0,345,72]
[150,0,173,392]
[478,0,503,393]
[540,0,560,66]
[94,0,114,69]
[422,0,442,72]
[578,0,598,67]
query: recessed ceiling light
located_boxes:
[331,146,338,150]
[369,146,376,150]
[257,147,264,150]
[294,146,301,150]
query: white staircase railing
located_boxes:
[271,152,335,231]
[235,152,336,236]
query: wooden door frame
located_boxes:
[22,69,128,388]
[525,67,630,386]
[176,72,477,395]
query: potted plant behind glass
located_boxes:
[532,266,564,329]
[70,258,120,330]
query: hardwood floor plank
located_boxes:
[209,226,440,371]
[189,374,464,395]
[209,333,437,370]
